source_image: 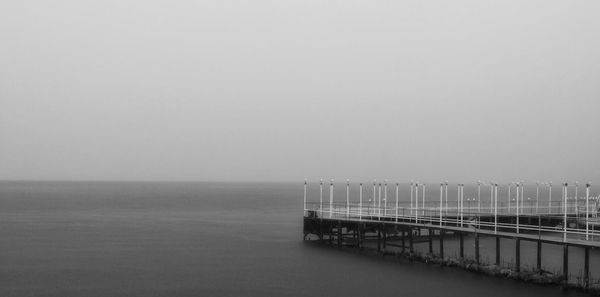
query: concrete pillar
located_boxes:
[428,229,433,254]
[401,228,406,252]
[563,245,569,284]
[439,230,444,260]
[409,228,414,253]
[337,223,342,247]
[475,234,480,265]
[585,247,590,290]
[495,237,500,265]
[377,228,381,252]
[537,240,542,271]
[515,238,521,272]
[459,233,464,259]
[383,228,387,250]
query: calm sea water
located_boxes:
[0,181,589,297]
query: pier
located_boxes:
[302,180,600,291]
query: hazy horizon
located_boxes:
[2,1,599,183]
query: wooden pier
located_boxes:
[302,180,600,291]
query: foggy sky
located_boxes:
[1,0,599,183]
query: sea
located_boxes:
[0,181,591,297]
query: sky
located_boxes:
[1,0,599,183]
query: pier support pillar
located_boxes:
[459,233,464,259]
[439,230,444,260]
[475,234,480,265]
[515,238,520,272]
[409,228,414,253]
[495,237,500,265]
[563,245,569,284]
[329,222,333,245]
[428,229,433,254]
[401,228,406,252]
[337,223,342,248]
[585,247,590,290]
[319,219,324,242]
[383,228,387,250]
[536,241,542,271]
[377,228,381,252]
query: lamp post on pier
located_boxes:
[478,180,481,214]
[536,181,540,214]
[303,179,307,215]
[422,183,426,216]
[520,181,525,214]
[508,183,512,215]
[440,183,444,226]
[445,181,449,215]
[359,183,363,221]
[346,179,350,218]
[563,182,568,242]
[494,183,498,234]
[320,179,323,217]
[460,184,464,227]
[575,181,579,215]
[586,183,591,240]
[415,182,419,223]
[410,180,414,215]
[490,182,494,214]
[378,182,382,220]
[384,180,388,217]
[516,182,520,233]
[549,181,553,214]
[395,182,399,222]
[372,180,376,211]
[329,179,334,218]
[457,184,460,219]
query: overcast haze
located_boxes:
[1,1,599,183]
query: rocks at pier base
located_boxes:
[373,249,567,287]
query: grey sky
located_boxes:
[1,0,599,183]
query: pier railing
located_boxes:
[304,201,600,242]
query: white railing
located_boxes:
[304,201,600,242]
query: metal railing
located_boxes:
[304,201,600,242]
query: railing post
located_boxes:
[359,183,363,221]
